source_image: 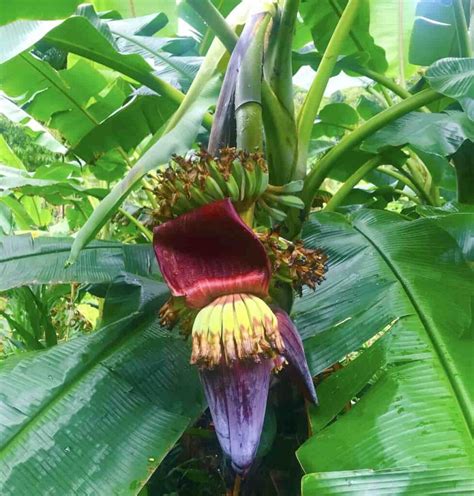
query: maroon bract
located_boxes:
[153,199,316,475]
[153,199,270,309]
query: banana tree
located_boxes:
[0,0,472,494]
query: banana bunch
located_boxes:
[151,148,307,225]
[206,147,269,205]
[257,180,305,222]
[151,148,270,222]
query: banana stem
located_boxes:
[377,166,432,204]
[323,155,383,212]
[453,0,472,57]
[268,0,300,114]
[118,208,153,241]
[301,89,442,212]
[295,0,361,179]
[393,189,421,204]
[235,13,273,152]
[185,0,238,53]
[239,203,255,227]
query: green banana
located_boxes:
[280,180,303,193]
[225,174,241,201]
[258,199,287,221]
[266,193,305,209]
[254,163,269,197]
[204,175,225,200]
[244,164,257,200]
[231,159,247,201]
[207,159,228,192]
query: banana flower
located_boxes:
[153,199,317,474]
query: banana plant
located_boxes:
[0,0,472,494]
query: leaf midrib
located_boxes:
[352,220,471,434]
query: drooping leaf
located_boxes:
[79,3,201,93]
[107,12,169,36]
[112,32,202,91]
[74,92,178,161]
[0,162,104,204]
[0,277,205,495]
[43,14,188,112]
[0,235,158,291]
[0,20,65,64]
[362,110,474,157]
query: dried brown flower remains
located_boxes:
[257,230,328,295]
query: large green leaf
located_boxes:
[0,20,66,64]
[362,110,474,157]
[112,30,202,92]
[0,54,130,150]
[299,0,388,73]
[0,0,82,25]
[0,277,205,495]
[0,235,157,291]
[91,0,178,37]
[369,0,417,78]
[0,6,187,123]
[426,57,474,99]
[74,92,178,161]
[409,0,471,66]
[302,467,474,495]
[425,57,474,118]
[0,163,104,203]
[42,14,192,124]
[106,13,169,37]
[296,208,473,410]
[294,210,473,490]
